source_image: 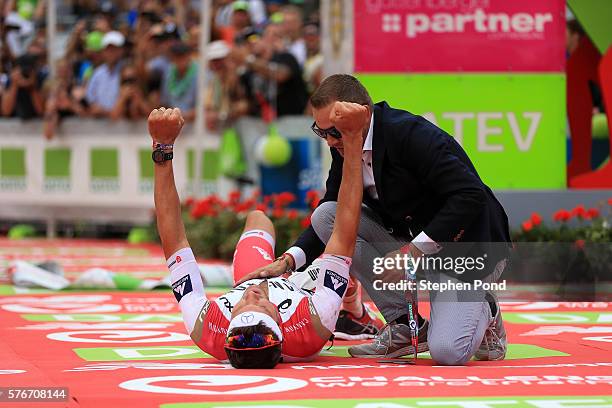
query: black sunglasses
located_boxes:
[311,122,342,140]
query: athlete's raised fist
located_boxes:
[329,101,369,138]
[148,107,185,144]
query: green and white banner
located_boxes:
[358,74,566,189]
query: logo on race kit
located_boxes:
[168,255,182,268]
[323,270,348,297]
[172,275,193,302]
[252,246,273,261]
[240,313,255,324]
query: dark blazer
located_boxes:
[292,101,511,275]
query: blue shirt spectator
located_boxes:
[86,31,125,116]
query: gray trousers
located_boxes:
[311,201,498,365]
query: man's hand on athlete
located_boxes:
[379,244,424,284]
[148,107,185,144]
[329,101,369,141]
[234,254,294,286]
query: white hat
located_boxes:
[102,31,125,48]
[206,40,230,60]
[227,311,283,341]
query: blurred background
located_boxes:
[0,0,610,256]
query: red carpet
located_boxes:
[0,240,610,407]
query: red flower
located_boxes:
[184,196,195,208]
[228,190,241,204]
[255,203,268,213]
[274,192,296,208]
[287,209,298,220]
[521,220,533,232]
[571,205,587,219]
[300,215,311,228]
[608,198,612,206]
[306,190,320,209]
[191,200,218,219]
[553,209,570,222]
[530,212,542,226]
[272,208,285,218]
[587,208,600,219]
[575,239,585,249]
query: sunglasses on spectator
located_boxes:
[311,122,342,140]
[122,77,137,85]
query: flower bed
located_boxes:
[171,190,320,261]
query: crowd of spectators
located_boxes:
[0,0,322,139]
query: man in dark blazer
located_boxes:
[240,74,512,365]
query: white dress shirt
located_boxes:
[286,113,441,270]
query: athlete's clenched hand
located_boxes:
[148,107,185,145]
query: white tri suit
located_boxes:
[168,229,351,362]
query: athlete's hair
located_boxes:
[310,74,373,110]
[224,322,282,369]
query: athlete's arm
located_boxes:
[323,102,369,258]
[149,107,188,258]
[150,108,209,338]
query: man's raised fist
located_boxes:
[148,107,185,144]
[329,101,369,138]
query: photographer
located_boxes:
[43,58,88,139]
[109,63,151,120]
[1,53,45,119]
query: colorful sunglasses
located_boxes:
[311,122,342,140]
[224,333,282,351]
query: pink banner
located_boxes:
[354,0,565,72]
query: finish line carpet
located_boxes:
[0,239,610,407]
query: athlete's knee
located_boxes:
[244,210,274,235]
[311,201,337,240]
[428,336,473,366]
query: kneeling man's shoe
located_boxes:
[348,320,428,358]
[475,302,507,361]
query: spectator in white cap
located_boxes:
[205,40,248,131]
[86,31,125,117]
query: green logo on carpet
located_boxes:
[22,314,182,322]
[321,344,566,360]
[74,346,211,361]
[504,312,612,324]
[161,396,612,408]
[73,343,566,362]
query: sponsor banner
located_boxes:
[354,0,565,72]
[162,396,612,408]
[0,147,26,191]
[357,74,566,188]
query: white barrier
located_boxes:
[0,116,326,235]
[0,119,220,230]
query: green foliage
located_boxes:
[8,224,37,239]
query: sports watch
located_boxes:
[152,143,173,164]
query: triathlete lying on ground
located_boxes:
[149,103,369,368]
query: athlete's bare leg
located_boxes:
[242,210,275,239]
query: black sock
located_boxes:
[395,314,426,327]
[485,293,498,317]
[489,301,497,317]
